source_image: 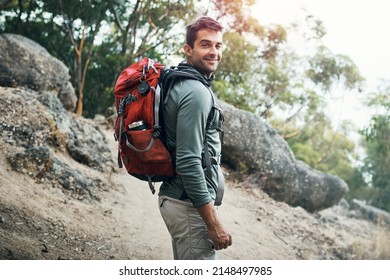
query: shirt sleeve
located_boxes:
[174,80,213,208]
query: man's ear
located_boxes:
[183,44,192,57]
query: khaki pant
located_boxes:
[159,196,218,260]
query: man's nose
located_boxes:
[209,45,219,55]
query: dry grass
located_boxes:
[372,222,390,259]
[348,220,390,259]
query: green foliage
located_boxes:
[307,46,364,91]
[209,0,256,29]
[344,166,372,201]
[82,40,123,118]
[214,31,257,110]
[1,1,67,55]
[0,0,115,115]
[352,82,390,211]
[109,0,195,61]
[361,114,390,211]
[366,83,390,109]
[278,116,357,180]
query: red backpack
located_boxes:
[114,58,173,194]
[114,58,223,197]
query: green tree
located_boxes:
[213,31,258,112]
[56,0,112,115]
[82,40,123,118]
[285,117,357,177]
[360,84,390,211]
[108,0,195,63]
[82,0,197,118]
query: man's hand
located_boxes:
[196,201,232,250]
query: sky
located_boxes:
[251,0,390,131]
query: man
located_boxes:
[158,16,232,260]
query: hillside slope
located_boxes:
[1,121,389,260]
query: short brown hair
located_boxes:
[185,16,223,48]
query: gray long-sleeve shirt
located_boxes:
[158,78,221,208]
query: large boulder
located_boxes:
[0,86,113,173]
[37,90,112,172]
[1,86,112,201]
[220,101,299,204]
[0,33,76,111]
[219,101,348,212]
[293,160,349,212]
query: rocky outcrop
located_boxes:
[0,33,77,111]
[37,90,112,172]
[220,101,349,212]
[349,199,390,225]
[8,146,105,202]
[1,87,112,201]
[0,34,112,201]
[220,101,299,204]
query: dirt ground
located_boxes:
[0,124,389,260]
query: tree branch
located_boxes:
[132,38,166,59]
[276,103,305,130]
[283,128,304,140]
[112,8,124,31]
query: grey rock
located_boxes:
[66,116,113,173]
[219,100,348,212]
[6,145,105,201]
[293,160,349,212]
[49,158,105,202]
[350,199,390,225]
[7,146,51,176]
[1,86,113,172]
[37,91,72,135]
[220,101,299,204]
[0,33,77,111]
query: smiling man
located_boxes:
[184,29,223,76]
[158,16,232,260]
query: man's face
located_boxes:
[184,29,223,77]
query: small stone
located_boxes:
[42,244,49,253]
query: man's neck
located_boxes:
[182,61,214,79]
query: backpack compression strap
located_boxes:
[116,94,137,168]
